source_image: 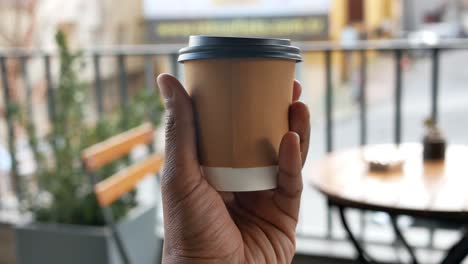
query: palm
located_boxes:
[229,190,298,263]
[167,177,298,263]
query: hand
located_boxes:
[157,74,310,264]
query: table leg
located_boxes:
[390,215,419,264]
[338,206,376,264]
[441,229,468,264]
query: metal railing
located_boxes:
[297,39,468,258]
[295,39,468,256]
[2,38,468,259]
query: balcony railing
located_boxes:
[2,38,468,262]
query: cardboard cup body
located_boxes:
[184,58,295,191]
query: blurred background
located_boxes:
[1,0,468,263]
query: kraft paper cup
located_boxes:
[179,36,302,192]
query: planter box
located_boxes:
[15,205,162,264]
[0,222,16,264]
[0,210,26,264]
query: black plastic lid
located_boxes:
[178,36,302,63]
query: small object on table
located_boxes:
[423,118,446,161]
[363,145,404,173]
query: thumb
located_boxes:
[157,74,201,194]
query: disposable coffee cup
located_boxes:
[179,36,302,192]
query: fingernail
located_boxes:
[157,75,173,99]
[292,132,300,145]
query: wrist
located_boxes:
[163,246,243,264]
[163,254,242,264]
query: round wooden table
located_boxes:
[310,143,468,264]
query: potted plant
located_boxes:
[14,31,164,264]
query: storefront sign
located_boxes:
[143,0,330,43]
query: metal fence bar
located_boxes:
[144,55,159,126]
[394,50,403,145]
[117,54,129,128]
[20,56,38,168]
[358,50,369,242]
[144,55,155,91]
[169,53,179,79]
[295,58,304,84]
[20,57,33,120]
[325,50,333,153]
[359,50,368,146]
[1,39,468,57]
[358,45,368,240]
[0,56,20,199]
[93,54,104,116]
[0,39,468,57]
[431,48,440,123]
[117,54,129,106]
[44,55,56,127]
[324,50,334,239]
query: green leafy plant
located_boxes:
[24,30,163,226]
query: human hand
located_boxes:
[157,74,310,264]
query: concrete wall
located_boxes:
[329,0,401,41]
[402,0,457,32]
[329,0,348,41]
[365,0,399,34]
[0,0,146,79]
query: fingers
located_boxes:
[290,80,310,165]
[274,132,303,221]
[157,74,201,193]
[292,80,302,102]
[289,101,310,166]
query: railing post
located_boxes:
[295,59,304,84]
[0,56,20,200]
[20,57,33,120]
[93,53,104,117]
[117,54,129,105]
[359,51,368,241]
[21,55,41,168]
[44,55,56,127]
[431,48,440,123]
[117,54,129,128]
[325,50,333,153]
[169,53,179,79]
[144,55,158,127]
[359,50,367,146]
[394,50,403,145]
[324,50,334,239]
[144,55,155,92]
